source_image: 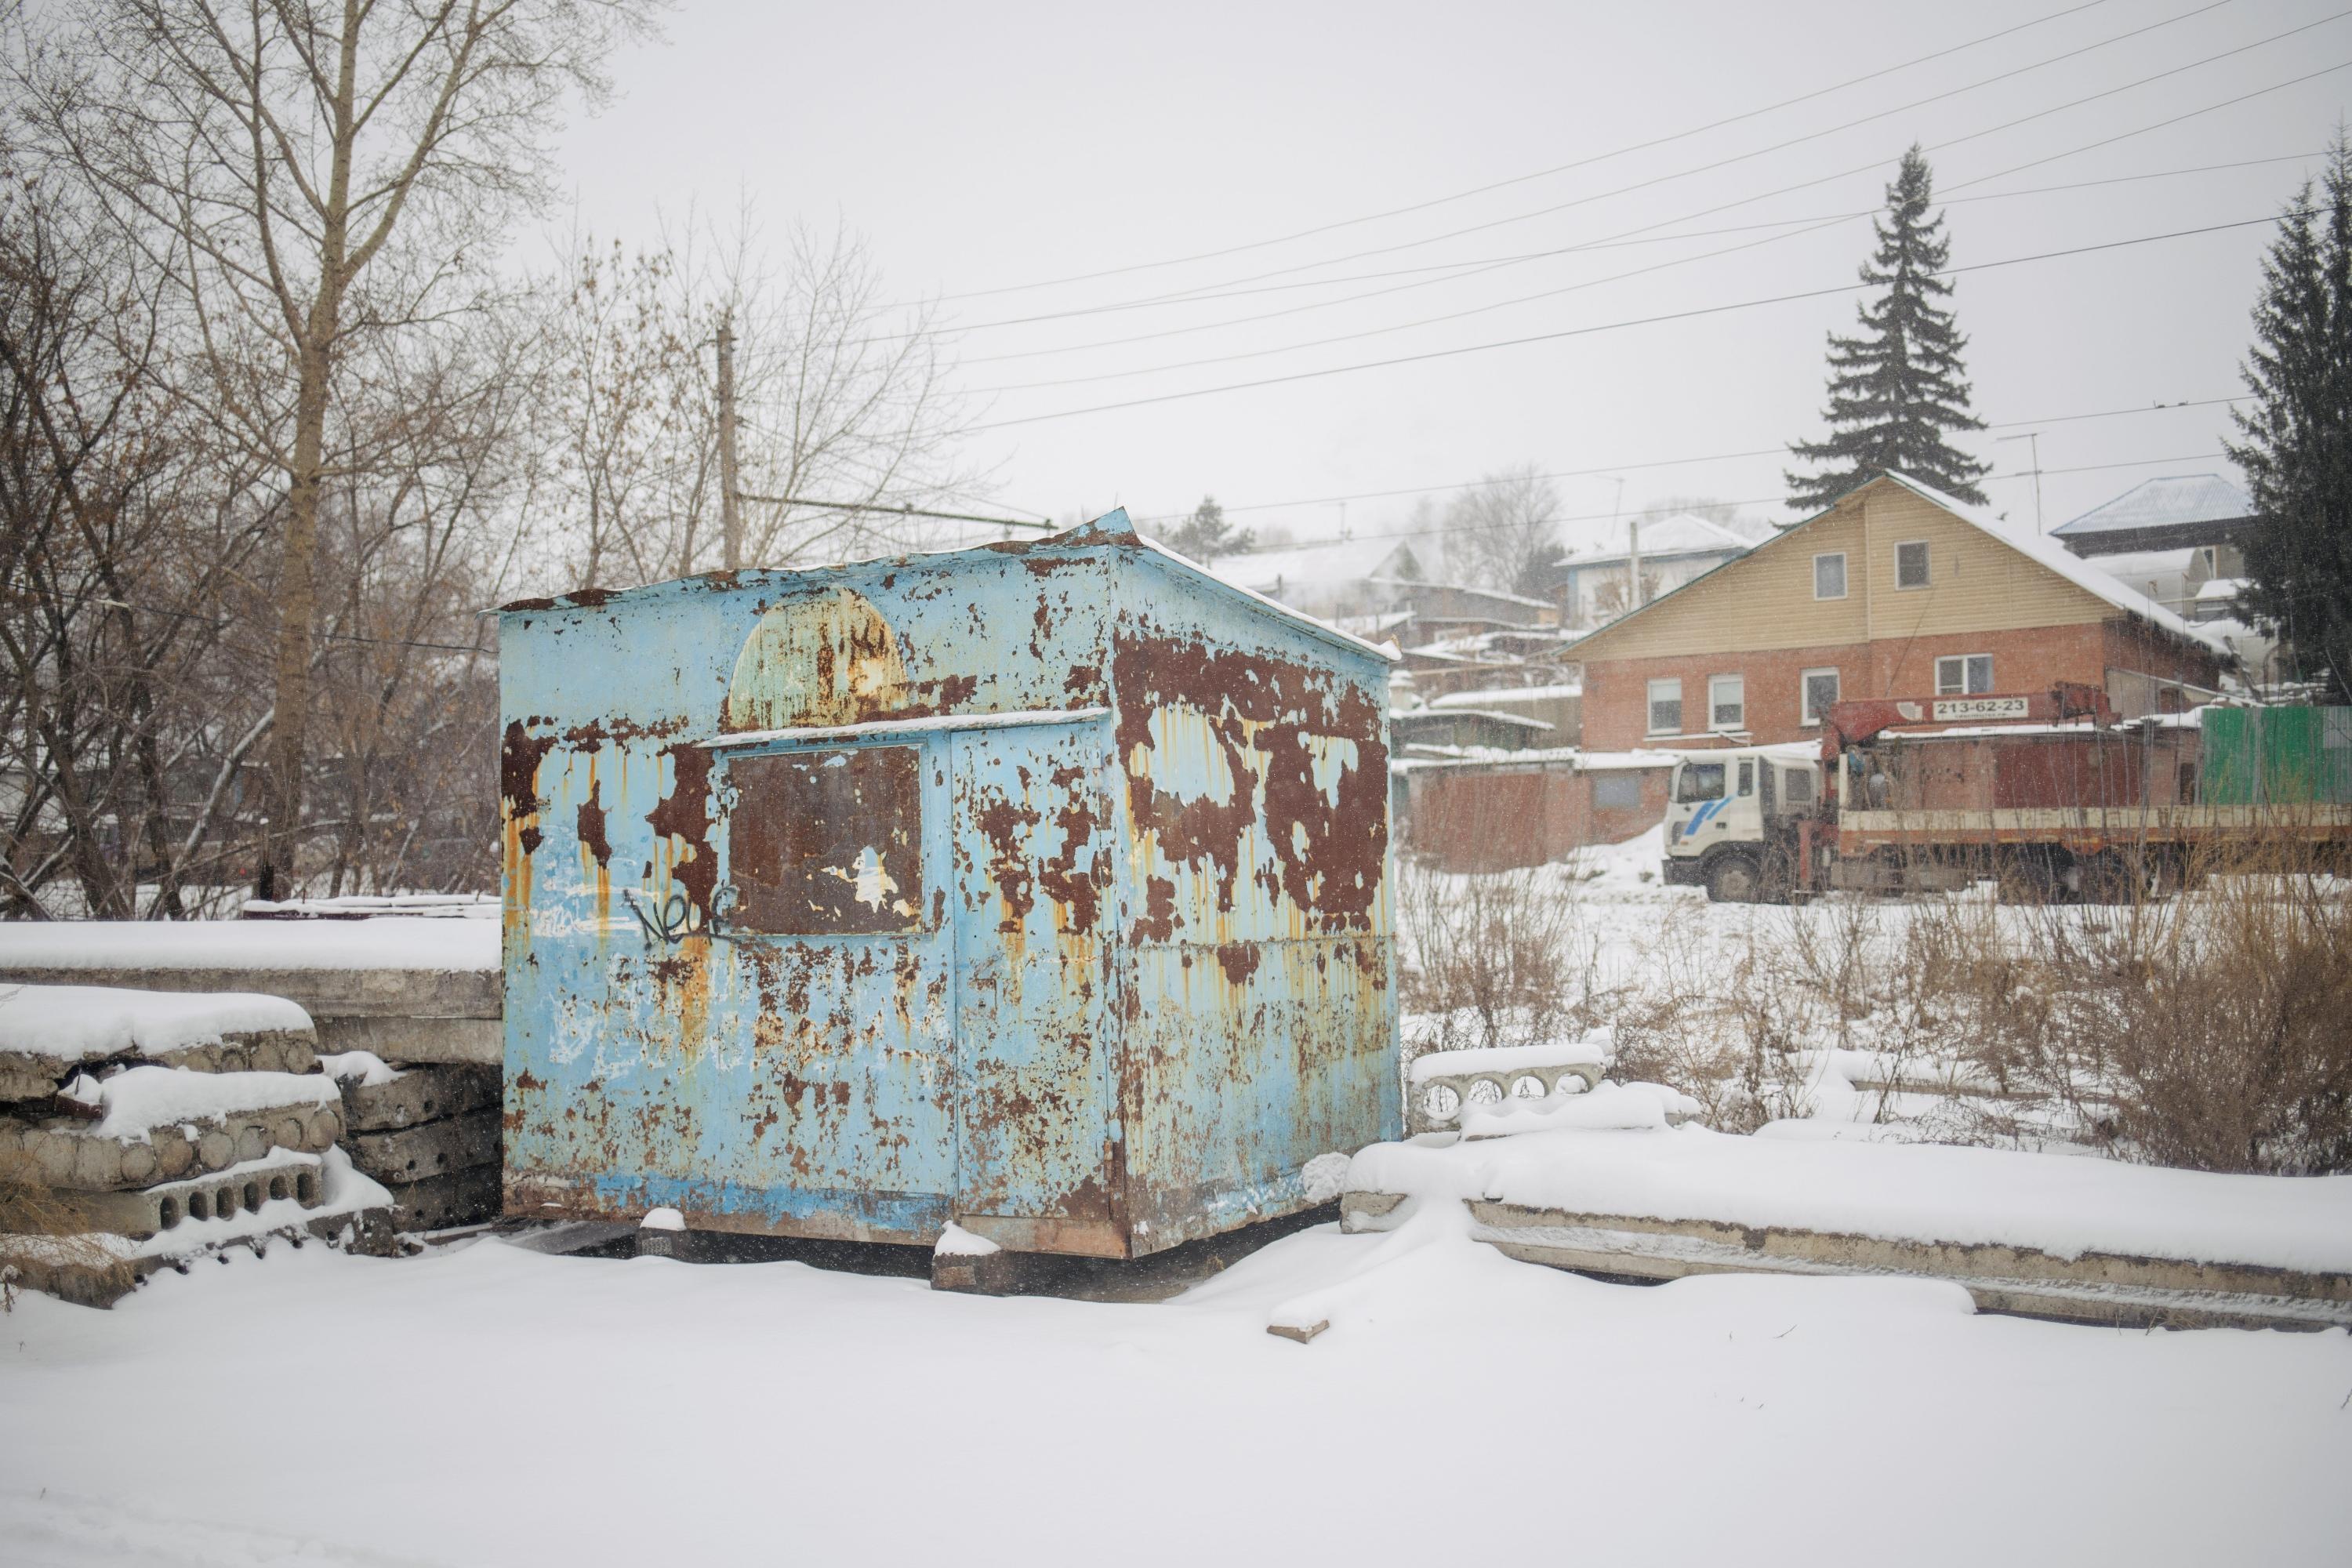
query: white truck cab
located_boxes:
[1662,744,1824,902]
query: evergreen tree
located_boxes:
[1787,146,1989,510]
[2222,134,2352,701]
[1162,494,1253,560]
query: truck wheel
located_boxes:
[1706,854,1762,904]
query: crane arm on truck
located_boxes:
[1818,681,2111,758]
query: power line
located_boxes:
[902,0,2123,305]
[949,151,2321,363]
[1130,398,2248,523]
[732,493,1055,530]
[980,6,2334,332]
[949,45,2351,397]
[1174,452,2234,552]
[968,210,2310,432]
[64,594,496,655]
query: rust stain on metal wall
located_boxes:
[728,746,924,935]
[1111,630,1388,932]
[645,741,718,923]
[724,587,909,731]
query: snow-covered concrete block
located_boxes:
[45,1149,329,1240]
[2,1073,343,1192]
[331,1063,499,1134]
[1406,1038,1614,1134]
[376,1164,502,1232]
[344,1109,498,1184]
[0,984,318,1101]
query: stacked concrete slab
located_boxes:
[0,916,504,1231]
[0,984,383,1307]
[326,1059,502,1230]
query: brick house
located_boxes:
[1565,472,2233,751]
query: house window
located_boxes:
[724,746,926,935]
[1896,541,1932,589]
[1646,677,1682,735]
[1935,654,1994,695]
[1708,673,1745,731]
[1592,772,1642,811]
[1813,552,1847,600]
[1800,667,1842,727]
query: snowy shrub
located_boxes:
[1397,862,1598,1062]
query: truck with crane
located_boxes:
[1662,684,2352,902]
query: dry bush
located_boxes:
[1605,904,1824,1132]
[2013,840,2352,1174]
[0,1140,131,1312]
[1396,861,1599,1059]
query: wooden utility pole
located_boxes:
[717,311,743,570]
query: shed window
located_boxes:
[1936,655,1994,696]
[1896,541,1932,589]
[1592,772,1642,810]
[1801,667,1841,727]
[1646,678,1682,735]
[1813,552,1847,600]
[725,746,924,935]
[1709,674,1745,731]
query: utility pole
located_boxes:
[1996,430,2045,533]
[717,310,743,571]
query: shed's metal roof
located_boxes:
[2050,474,2253,538]
[497,509,1399,666]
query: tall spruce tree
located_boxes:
[1787,146,1989,510]
[2221,134,2352,700]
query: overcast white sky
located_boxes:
[552,0,2347,550]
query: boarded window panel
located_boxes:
[726,746,924,935]
[1592,772,1642,810]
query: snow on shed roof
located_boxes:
[2051,474,2253,538]
[1882,474,2230,659]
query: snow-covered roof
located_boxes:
[1205,534,1421,598]
[2198,576,2249,603]
[1559,510,1759,561]
[1368,575,1554,611]
[1430,682,1583,707]
[2051,474,2253,539]
[1882,474,2231,659]
[1394,708,1554,732]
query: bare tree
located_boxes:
[15,0,659,895]
[0,158,278,916]
[1439,465,1565,597]
[519,211,975,593]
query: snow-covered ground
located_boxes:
[2,1225,2347,1567]
[6,847,2347,1563]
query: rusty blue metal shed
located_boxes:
[495,510,1399,1258]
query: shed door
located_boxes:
[949,722,1115,1242]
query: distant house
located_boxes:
[1428,681,1582,745]
[1390,707,1554,752]
[1209,535,1427,622]
[2057,473,2278,681]
[1564,473,2233,751]
[2053,474,2258,619]
[1550,510,1764,631]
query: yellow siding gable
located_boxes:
[1566,479,2112,663]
